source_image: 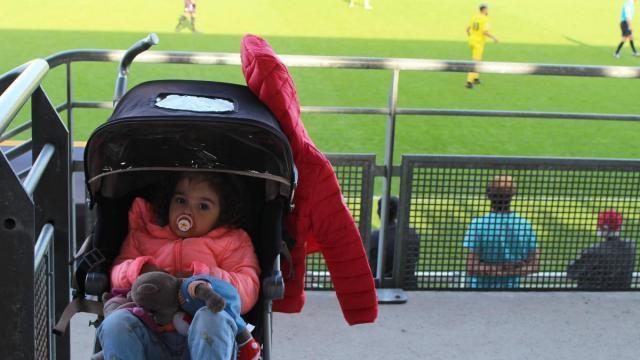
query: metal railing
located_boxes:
[0,60,71,359]
[35,49,640,288]
[1,44,640,356]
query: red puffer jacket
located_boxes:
[241,34,377,325]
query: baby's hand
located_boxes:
[175,271,193,279]
[140,263,164,274]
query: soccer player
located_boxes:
[465,4,498,89]
[175,0,198,33]
[349,0,373,10]
[614,0,639,58]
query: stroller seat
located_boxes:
[58,79,297,360]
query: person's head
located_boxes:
[377,196,399,223]
[479,3,489,15]
[486,175,516,212]
[167,172,243,238]
[597,209,623,238]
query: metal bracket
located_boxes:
[377,288,407,304]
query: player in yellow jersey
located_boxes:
[466,4,499,89]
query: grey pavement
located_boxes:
[72,291,640,360]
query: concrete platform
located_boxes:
[71,291,640,359]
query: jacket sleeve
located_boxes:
[567,249,596,281]
[308,157,378,325]
[109,198,157,289]
[110,232,157,289]
[208,231,261,314]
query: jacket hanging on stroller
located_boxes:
[241,34,378,325]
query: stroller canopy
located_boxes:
[85,80,294,201]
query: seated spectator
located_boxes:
[463,175,540,288]
[369,196,420,286]
[567,210,636,289]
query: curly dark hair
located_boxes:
[152,172,246,230]
[486,175,516,211]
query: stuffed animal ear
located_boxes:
[135,284,159,296]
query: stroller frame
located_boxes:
[73,35,294,359]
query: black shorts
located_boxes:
[621,21,632,37]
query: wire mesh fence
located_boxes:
[35,256,51,359]
[304,154,375,290]
[398,155,640,290]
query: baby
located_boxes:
[98,172,260,360]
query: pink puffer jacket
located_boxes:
[241,34,378,325]
[110,198,260,314]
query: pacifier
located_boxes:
[176,215,193,232]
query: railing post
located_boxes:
[32,86,70,359]
[66,62,78,256]
[377,69,398,284]
[376,68,407,303]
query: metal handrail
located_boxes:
[0,59,49,135]
[1,50,625,124]
[35,49,640,78]
[1,51,638,128]
[4,139,32,161]
[113,33,159,105]
[0,121,32,142]
[34,223,54,271]
[67,101,640,123]
[0,50,637,125]
[23,143,55,197]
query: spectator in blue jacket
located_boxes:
[463,175,540,288]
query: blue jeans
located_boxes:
[97,308,238,360]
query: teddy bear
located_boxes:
[130,271,226,328]
[93,272,259,360]
[128,271,260,360]
[91,272,229,360]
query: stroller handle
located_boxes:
[113,33,160,105]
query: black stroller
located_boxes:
[62,34,296,360]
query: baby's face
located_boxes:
[169,177,220,238]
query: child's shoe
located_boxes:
[238,337,260,360]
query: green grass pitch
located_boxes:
[1,0,639,160]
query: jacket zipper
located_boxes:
[174,240,183,273]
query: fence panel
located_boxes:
[304,154,376,290]
[398,155,640,290]
[34,252,52,359]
